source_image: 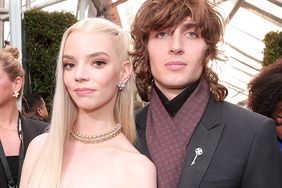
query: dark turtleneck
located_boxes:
[153,79,200,118]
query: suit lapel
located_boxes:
[178,98,225,188]
[135,105,152,159]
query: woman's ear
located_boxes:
[13,76,23,96]
[119,60,132,84]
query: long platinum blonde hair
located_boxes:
[26,18,136,188]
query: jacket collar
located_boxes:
[177,97,225,188]
[136,96,221,130]
[201,96,222,129]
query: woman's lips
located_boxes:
[75,88,95,95]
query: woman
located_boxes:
[20,18,156,188]
[0,47,47,188]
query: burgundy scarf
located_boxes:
[146,79,210,188]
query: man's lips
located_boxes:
[165,61,187,70]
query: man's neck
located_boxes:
[153,79,200,117]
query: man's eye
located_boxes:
[156,31,169,38]
[186,31,199,38]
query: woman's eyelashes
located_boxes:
[62,59,107,70]
[63,62,74,69]
[92,60,107,68]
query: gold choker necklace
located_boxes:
[70,123,122,144]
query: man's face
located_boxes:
[39,98,49,122]
[272,101,282,139]
[147,17,208,100]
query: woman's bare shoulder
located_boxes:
[23,133,48,167]
[129,153,156,176]
[28,133,48,151]
[113,136,157,187]
[119,152,157,188]
[20,133,48,188]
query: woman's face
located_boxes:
[62,30,123,113]
[272,101,282,139]
[0,66,16,106]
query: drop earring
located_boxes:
[12,91,19,98]
[117,81,125,91]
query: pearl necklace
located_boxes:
[70,123,122,144]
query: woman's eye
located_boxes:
[93,60,106,67]
[63,63,74,69]
[156,31,169,38]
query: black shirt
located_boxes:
[7,156,19,183]
[0,156,19,188]
[153,79,200,118]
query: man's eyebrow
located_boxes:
[183,22,197,29]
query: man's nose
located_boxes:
[169,33,184,55]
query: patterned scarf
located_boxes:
[146,79,210,188]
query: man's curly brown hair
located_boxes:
[247,58,282,118]
[130,0,228,102]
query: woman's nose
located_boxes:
[75,64,88,82]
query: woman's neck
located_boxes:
[0,103,19,127]
[74,109,116,135]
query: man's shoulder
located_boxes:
[135,104,149,116]
[26,117,48,126]
[221,101,273,122]
[212,100,275,131]
[134,104,149,127]
[21,114,49,133]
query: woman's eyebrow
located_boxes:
[86,52,110,59]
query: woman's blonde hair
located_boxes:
[0,47,24,99]
[26,18,136,187]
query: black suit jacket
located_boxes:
[0,113,48,188]
[19,113,48,155]
[135,97,282,188]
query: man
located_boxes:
[22,93,49,122]
[130,0,282,187]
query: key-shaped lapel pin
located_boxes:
[191,147,203,166]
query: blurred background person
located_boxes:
[22,93,49,122]
[247,58,282,151]
[0,47,48,188]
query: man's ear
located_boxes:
[119,60,132,84]
[36,107,41,116]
